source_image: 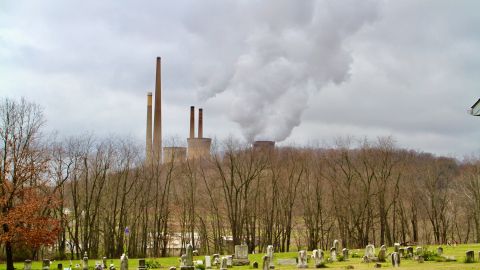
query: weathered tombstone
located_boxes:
[267,245,274,269]
[416,247,423,256]
[365,244,376,260]
[398,248,405,258]
[109,264,116,270]
[83,252,89,270]
[95,262,103,270]
[466,250,474,263]
[58,264,63,270]
[169,267,176,270]
[330,247,337,262]
[406,246,414,258]
[333,239,339,253]
[378,245,387,262]
[233,244,250,266]
[391,252,400,267]
[342,248,349,260]
[220,257,228,270]
[262,256,269,270]
[394,243,400,253]
[102,258,108,269]
[212,254,220,268]
[226,256,233,268]
[25,260,32,270]
[120,253,128,270]
[205,256,212,269]
[138,259,147,270]
[193,250,199,256]
[252,261,258,269]
[181,244,194,270]
[437,246,443,256]
[43,259,51,270]
[297,250,307,268]
[417,256,424,263]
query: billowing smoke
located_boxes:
[187,0,379,142]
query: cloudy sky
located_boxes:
[1,0,479,157]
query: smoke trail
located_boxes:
[189,0,379,142]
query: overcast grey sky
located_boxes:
[1,0,479,157]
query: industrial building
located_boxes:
[145,57,274,163]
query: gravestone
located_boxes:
[342,248,349,260]
[362,256,370,263]
[378,245,386,262]
[330,247,337,262]
[220,257,228,270]
[212,254,220,267]
[120,254,128,270]
[83,252,89,270]
[398,248,405,258]
[333,239,339,253]
[226,256,233,268]
[312,249,324,267]
[417,256,424,263]
[466,250,474,262]
[365,244,376,261]
[267,245,274,269]
[297,250,307,268]
[103,258,108,269]
[416,247,423,256]
[252,261,258,269]
[43,259,51,270]
[391,252,400,267]
[169,267,176,270]
[58,264,63,270]
[394,243,400,253]
[138,259,147,270]
[109,264,116,270]
[25,260,32,270]
[193,250,199,256]
[205,256,212,269]
[406,247,414,258]
[95,262,103,270]
[233,245,250,266]
[437,246,443,256]
[262,256,269,270]
[181,244,194,270]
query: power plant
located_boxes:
[145,57,274,163]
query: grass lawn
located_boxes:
[2,244,480,270]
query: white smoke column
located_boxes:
[189,0,379,142]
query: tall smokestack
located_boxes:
[153,57,162,161]
[198,108,203,138]
[189,106,195,139]
[146,92,153,163]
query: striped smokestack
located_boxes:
[153,57,162,161]
[190,106,195,139]
[146,92,153,163]
[198,108,203,138]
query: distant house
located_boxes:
[470,98,480,116]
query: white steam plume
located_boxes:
[188,0,379,142]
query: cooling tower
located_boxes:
[163,146,187,163]
[146,92,153,163]
[153,57,162,162]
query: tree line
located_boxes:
[2,98,480,270]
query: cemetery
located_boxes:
[5,243,480,270]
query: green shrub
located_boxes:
[350,252,361,258]
[145,259,161,269]
[337,255,345,262]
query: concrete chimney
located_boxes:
[189,106,195,139]
[153,57,162,161]
[146,92,153,163]
[198,108,203,138]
